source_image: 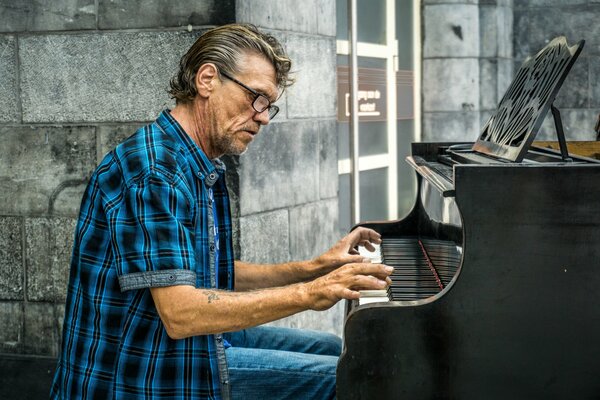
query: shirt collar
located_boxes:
[156,110,226,187]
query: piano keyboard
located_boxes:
[427,161,454,182]
[358,237,461,305]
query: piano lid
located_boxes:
[472,36,584,162]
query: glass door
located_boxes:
[337,0,419,231]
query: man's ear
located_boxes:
[195,63,219,98]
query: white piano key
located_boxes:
[357,244,386,304]
[358,243,382,264]
[358,290,389,305]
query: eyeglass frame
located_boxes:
[219,70,280,120]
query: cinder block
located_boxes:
[317,0,336,37]
[496,58,513,103]
[20,31,200,123]
[526,9,593,59]
[496,6,513,58]
[422,111,481,142]
[591,56,600,108]
[238,120,319,215]
[536,113,557,141]
[553,55,588,109]
[423,58,480,112]
[480,57,514,111]
[512,9,530,61]
[480,110,494,130]
[99,0,233,29]
[239,210,289,264]
[479,59,499,112]
[319,119,338,200]
[0,302,23,353]
[289,199,338,262]
[267,301,344,336]
[237,0,324,34]
[480,0,514,5]
[97,124,140,163]
[423,0,477,4]
[480,6,499,59]
[0,36,18,123]
[56,303,65,345]
[562,109,599,141]
[23,303,59,357]
[537,109,598,141]
[25,218,77,302]
[527,0,587,6]
[286,34,336,118]
[0,0,96,32]
[480,5,513,59]
[424,4,479,58]
[0,126,95,216]
[0,217,23,300]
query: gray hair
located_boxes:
[169,24,293,104]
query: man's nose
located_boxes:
[253,109,271,125]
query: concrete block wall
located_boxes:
[422,0,481,141]
[422,0,513,141]
[0,0,235,358]
[514,1,600,140]
[422,0,600,143]
[0,0,342,359]
[235,0,344,335]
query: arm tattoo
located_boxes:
[207,292,220,303]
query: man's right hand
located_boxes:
[302,262,393,311]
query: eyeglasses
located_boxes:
[220,71,280,120]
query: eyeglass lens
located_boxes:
[253,96,279,119]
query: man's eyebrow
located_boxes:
[254,86,277,102]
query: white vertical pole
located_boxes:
[348,0,360,225]
[387,0,398,221]
[414,0,422,142]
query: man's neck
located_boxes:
[170,102,215,158]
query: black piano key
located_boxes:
[374,236,462,300]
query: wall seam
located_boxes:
[20,216,26,352]
[15,35,23,124]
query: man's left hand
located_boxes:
[311,227,382,275]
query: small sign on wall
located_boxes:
[337,66,387,122]
[337,66,414,122]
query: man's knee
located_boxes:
[319,332,343,356]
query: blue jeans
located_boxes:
[223,326,342,400]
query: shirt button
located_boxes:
[210,244,215,252]
[209,173,217,180]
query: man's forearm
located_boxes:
[151,284,311,339]
[151,260,393,339]
[234,260,330,291]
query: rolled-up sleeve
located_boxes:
[110,170,197,291]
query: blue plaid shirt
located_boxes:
[51,110,235,399]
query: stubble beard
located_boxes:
[213,131,249,157]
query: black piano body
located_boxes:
[337,37,600,399]
[337,141,600,399]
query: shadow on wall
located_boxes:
[0,354,56,399]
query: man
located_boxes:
[51,24,392,399]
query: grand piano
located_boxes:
[337,37,600,399]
